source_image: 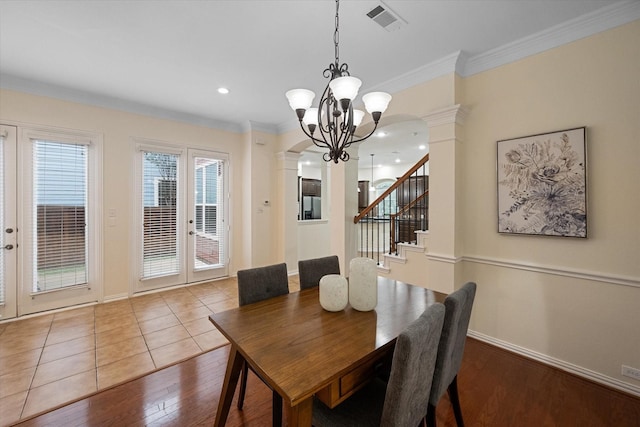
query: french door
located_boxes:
[0,125,17,320]
[0,124,101,320]
[134,143,228,292]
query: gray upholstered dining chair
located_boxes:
[426,281,477,427]
[297,255,340,290]
[236,262,289,426]
[312,302,446,427]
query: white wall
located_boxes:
[296,220,331,267]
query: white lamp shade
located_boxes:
[329,76,362,101]
[362,92,392,114]
[303,108,319,126]
[285,89,315,111]
[351,109,365,127]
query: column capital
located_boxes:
[276,151,300,170]
[421,104,469,128]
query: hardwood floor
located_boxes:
[14,338,640,427]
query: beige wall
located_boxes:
[459,20,640,393]
[0,89,250,299]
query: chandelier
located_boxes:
[285,0,392,163]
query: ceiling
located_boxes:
[0,0,628,168]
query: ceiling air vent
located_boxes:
[366,2,406,32]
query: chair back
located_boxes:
[429,281,477,404]
[298,255,340,290]
[380,303,445,427]
[237,263,289,306]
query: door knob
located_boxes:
[3,244,13,250]
[189,231,194,235]
[5,228,13,233]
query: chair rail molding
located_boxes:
[463,255,640,289]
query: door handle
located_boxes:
[189,231,194,235]
[3,244,14,250]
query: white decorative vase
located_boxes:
[348,257,377,311]
[319,274,348,312]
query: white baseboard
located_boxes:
[102,293,129,303]
[468,330,640,398]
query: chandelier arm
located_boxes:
[347,121,381,146]
[296,121,332,150]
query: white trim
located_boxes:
[426,253,462,264]
[102,293,129,303]
[468,330,640,398]
[463,255,640,289]
[0,74,247,134]
[15,125,103,315]
[384,253,407,265]
[397,243,425,253]
[22,129,93,146]
[366,51,465,94]
[0,301,99,325]
[421,104,469,128]
[462,1,640,77]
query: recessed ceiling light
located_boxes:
[217,87,229,94]
[306,161,311,165]
[395,158,401,163]
[419,144,426,150]
[377,131,387,137]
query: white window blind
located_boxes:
[193,157,225,269]
[141,151,179,278]
[33,140,88,292]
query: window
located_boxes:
[141,151,179,278]
[195,161,219,234]
[33,140,88,291]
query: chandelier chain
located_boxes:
[286,0,391,163]
[334,0,340,65]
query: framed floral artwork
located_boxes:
[497,127,587,237]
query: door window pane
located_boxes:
[33,140,87,292]
[193,158,223,268]
[142,152,179,278]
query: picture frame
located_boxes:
[497,127,587,238]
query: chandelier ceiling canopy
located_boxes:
[286,0,392,163]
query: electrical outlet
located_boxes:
[621,365,640,381]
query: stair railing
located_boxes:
[353,153,429,264]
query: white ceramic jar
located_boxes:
[348,257,377,311]
[319,274,349,312]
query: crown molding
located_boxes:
[241,120,278,134]
[366,50,466,95]
[462,0,640,77]
[0,73,245,134]
[352,1,640,94]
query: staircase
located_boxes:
[353,153,429,274]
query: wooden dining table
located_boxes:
[209,276,446,427]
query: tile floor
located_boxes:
[0,275,301,426]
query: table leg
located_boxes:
[214,345,245,427]
[286,396,313,427]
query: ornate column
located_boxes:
[423,105,468,294]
